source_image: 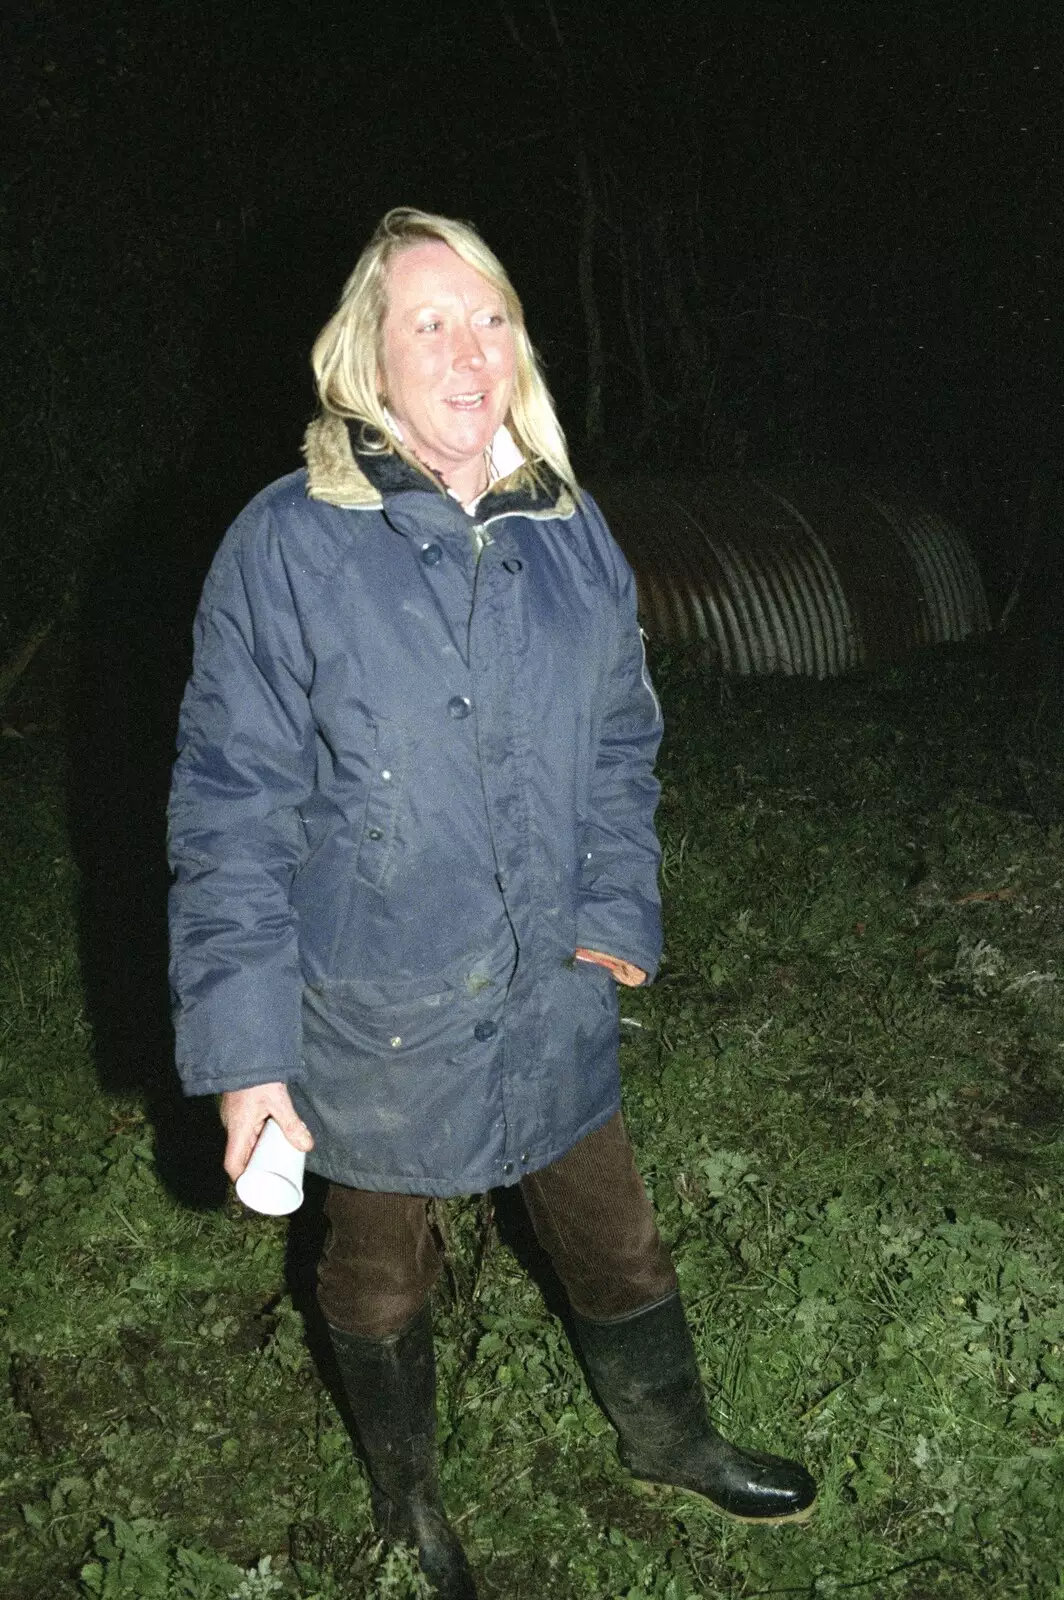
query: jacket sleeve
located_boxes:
[167,500,316,1096]
[575,503,664,978]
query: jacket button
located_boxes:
[473,1019,497,1041]
[520,1151,530,1164]
[420,542,443,565]
[366,827,383,840]
[503,558,523,574]
[447,696,472,719]
[502,1161,514,1176]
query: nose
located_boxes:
[452,322,487,370]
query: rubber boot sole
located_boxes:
[629,1473,817,1526]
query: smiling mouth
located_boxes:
[444,392,487,410]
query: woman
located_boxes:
[168,208,816,1599]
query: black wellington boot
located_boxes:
[573,1292,817,1524]
[328,1304,477,1599]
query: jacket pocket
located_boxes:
[570,951,620,1010]
[354,719,411,890]
[305,976,461,1070]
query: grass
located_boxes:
[2,629,1063,1598]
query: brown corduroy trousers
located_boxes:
[318,1111,678,1337]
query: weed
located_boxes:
[3,639,1064,1597]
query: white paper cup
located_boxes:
[235,1117,306,1215]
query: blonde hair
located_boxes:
[310,207,576,496]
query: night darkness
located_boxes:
[4,4,1064,1595]
[2,0,1061,647]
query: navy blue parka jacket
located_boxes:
[167,414,663,1195]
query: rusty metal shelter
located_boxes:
[592,473,990,677]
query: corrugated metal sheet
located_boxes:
[590,471,990,677]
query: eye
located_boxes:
[417,319,442,333]
[477,311,508,328]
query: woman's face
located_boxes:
[378,241,517,498]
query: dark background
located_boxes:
[0,0,1060,1183]
[3,0,1060,652]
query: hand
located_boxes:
[574,948,647,987]
[219,1082,314,1183]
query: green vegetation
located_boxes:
[3,636,1063,1598]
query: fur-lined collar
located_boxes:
[302,413,574,520]
[303,413,383,507]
